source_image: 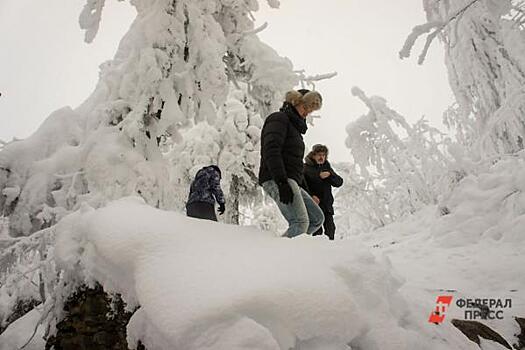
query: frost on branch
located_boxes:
[0,0,318,342]
[342,87,450,232]
[402,0,525,158]
[266,0,280,9]
[79,0,106,43]
[167,83,266,225]
[399,21,443,64]
[296,71,338,90]
[399,0,483,65]
[220,1,299,116]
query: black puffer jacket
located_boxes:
[258,102,308,185]
[303,157,343,214]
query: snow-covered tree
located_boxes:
[218,1,299,116]
[168,82,275,225]
[401,0,525,157]
[0,0,301,237]
[215,85,263,224]
[342,87,450,232]
[164,1,342,226]
[0,0,302,336]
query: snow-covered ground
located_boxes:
[0,307,44,350]
[2,156,524,349]
[3,154,525,349]
[359,205,524,349]
[1,0,524,348]
[353,154,525,349]
[51,196,437,350]
[2,195,498,349]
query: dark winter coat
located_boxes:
[303,157,343,214]
[186,202,217,221]
[258,102,308,185]
[187,166,225,207]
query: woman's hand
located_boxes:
[319,171,331,179]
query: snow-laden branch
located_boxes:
[53,171,85,179]
[301,72,338,83]
[510,0,525,28]
[295,70,337,90]
[399,21,443,61]
[79,0,106,43]
[266,0,280,8]
[351,86,375,112]
[242,22,268,36]
[399,0,481,64]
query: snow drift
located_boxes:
[53,196,434,350]
[435,152,525,247]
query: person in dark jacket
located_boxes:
[258,89,325,238]
[186,165,225,221]
[303,144,343,240]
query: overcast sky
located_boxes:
[0,0,453,162]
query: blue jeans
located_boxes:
[262,179,325,238]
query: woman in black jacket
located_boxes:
[303,144,343,240]
[258,89,325,238]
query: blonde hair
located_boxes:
[285,90,323,111]
[285,90,304,107]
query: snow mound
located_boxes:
[434,153,525,247]
[54,197,430,350]
[0,307,44,350]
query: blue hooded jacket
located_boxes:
[187,166,225,206]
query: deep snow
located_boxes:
[3,154,525,349]
[51,196,431,350]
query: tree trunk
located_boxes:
[227,174,240,225]
[46,285,145,350]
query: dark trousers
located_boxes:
[186,202,217,221]
[313,213,335,240]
